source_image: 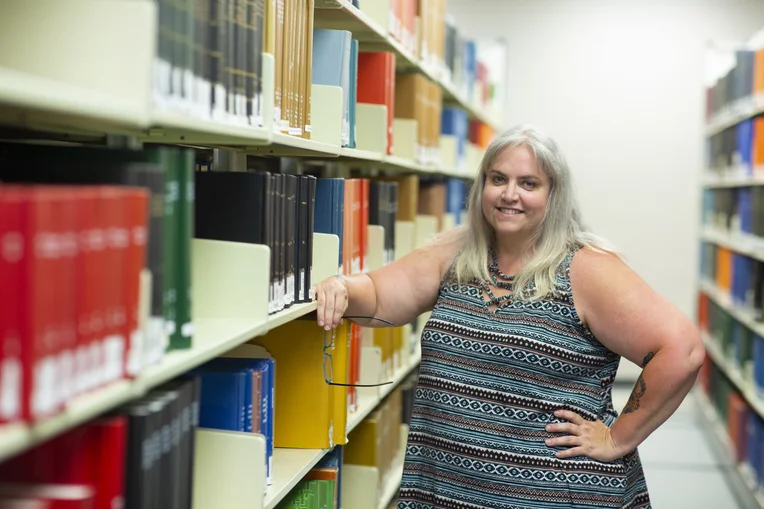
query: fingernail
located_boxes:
[319,321,324,327]
[545,439,552,445]
[325,325,331,331]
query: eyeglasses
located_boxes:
[323,316,394,387]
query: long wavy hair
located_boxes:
[452,124,619,300]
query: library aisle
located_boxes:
[612,387,746,509]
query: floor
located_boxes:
[611,385,748,509]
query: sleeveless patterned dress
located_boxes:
[397,247,651,509]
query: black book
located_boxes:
[388,182,399,263]
[285,174,297,307]
[269,174,277,311]
[209,0,226,115]
[194,171,268,244]
[124,402,153,509]
[226,0,236,116]
[307,175,317,300]
[296,176,308,303]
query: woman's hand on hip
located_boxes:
[545,410,625,463]
[312,275,349,331]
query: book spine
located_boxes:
[172,150,194,350]
[101,187,128,387]
[123,190,149,378]
[164,150,181,351]
[0,191,23,424]
[210,0,227,120]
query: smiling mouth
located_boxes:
[497,207,523,215]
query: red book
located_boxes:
[357,52,396,155]
[22,188,65,421]
[351,180,361,275]
[74,190,101,397]
[0,484,94,509]
[0,189,25,424]
[121,189,149,378]
[98,187,127,387]
[87,416,127,509]
[56,189,78,409]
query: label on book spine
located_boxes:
[103,334,125,384]
[32,356,57,417]
[126,328,144,377]
[0,356,20,420]
[299,270,305,301]
[181,322,194,338]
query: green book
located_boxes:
[157,147,180,351]
[172,148,194,350]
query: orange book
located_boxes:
[697,292,709,331]
[753,118,764,170]
[343,180,353,276]
[755,49,764,96]
[395,73,429,156]
[358,52,397,155]
[727,392,748,463]
[352,179,362,275]
[716,247,732,292]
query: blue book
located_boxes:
[442,107,469,171]
[196,371,248,432]
[314,178,336,235]
[348,39,359,148]
[754,335,764,394]
[446,178,465,225]
[746,411,759,477]
[737,119,754,175]
[739,188,752,234]
[312,29,352,146]
[251,358,275,485]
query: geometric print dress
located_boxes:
[397,247,652,509]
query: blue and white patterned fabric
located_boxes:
[398,247,651,509]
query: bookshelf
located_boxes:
[0,0,502,507]
[697,33,764,507]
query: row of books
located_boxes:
[195,168,317,313]
[0,143,195,358]
[698,294,763,390]
[310,28,495,164]
[277,373,417,509]
[0,144,197,425]
[705,48,764,121]
[698,357,764,490]
[192,357,276,485]
[154,0,272,126]
[0,376,200,509]
[701,187,764,235]
[700,243,764,319]
[0,326,419,508]
[0,185,148,425]
[705,117,764,175]
[194,166,468,313]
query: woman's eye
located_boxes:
[492,176,505,184]
[522,180,537,189]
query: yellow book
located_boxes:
[329,321,350,445]
[345,411,381,469]
[248,318,346,448]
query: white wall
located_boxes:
[448,0,764,320]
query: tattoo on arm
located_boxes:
[622,352,655,414]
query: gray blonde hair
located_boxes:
[452,124,618,300]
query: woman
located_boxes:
[312,125,704,509]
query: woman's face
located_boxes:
[481,145,551,240]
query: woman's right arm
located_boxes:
[313,226,465,330]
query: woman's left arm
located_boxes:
[546,248,705,461]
